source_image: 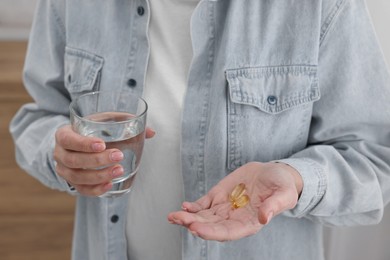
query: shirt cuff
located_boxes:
[274,158,327,217]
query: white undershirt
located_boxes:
[126,1,198,259]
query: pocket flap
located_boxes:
[226,66,320,114]
[65,47,104,93]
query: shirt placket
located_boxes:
[106,0,151,259]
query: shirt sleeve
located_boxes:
[278,0,390,226]
[9,0,73,192]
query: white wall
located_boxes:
[368,0,390,64]
[0,0,38,40]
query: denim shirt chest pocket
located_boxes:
[64,46,104,99]
[225,65,320,170]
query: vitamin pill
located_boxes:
[229,183,246,201]
[229,183,250,209]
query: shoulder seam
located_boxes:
[320,0,348,46]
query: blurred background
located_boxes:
[0,0,389,259]
[0,1,74,260]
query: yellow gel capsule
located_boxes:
[232,194,250,209]
[229,183,250,209]
[229,183,246,202]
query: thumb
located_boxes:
[257,190,298,225]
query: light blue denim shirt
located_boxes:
[10,0,390,259]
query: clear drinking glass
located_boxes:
[69,89,147,198]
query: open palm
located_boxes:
[167,162,301,241]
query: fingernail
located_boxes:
[110,151,124,161]
[92,142,105,152]
[190,230,199,237]
[266,211,274,224]
[111,166,124,178]
[172,217,183,225]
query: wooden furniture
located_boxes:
[0,41,75,260]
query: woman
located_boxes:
[11,0,390,259]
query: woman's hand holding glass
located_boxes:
[54,125,155,197]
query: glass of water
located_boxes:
[69,89,147,198]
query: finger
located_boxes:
[169,202,233,226]
[145,127,156,139]
[71,182,113,197]
[168,209,223,226]
[56,125,106,152]
[55,146,123,169]
[56,162,124,185]
[189,218,262,241]
[257,189,298,225]
[168,211,205,226]
[182,195,212,213]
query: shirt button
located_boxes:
[127,78,137,88]
[267,95,277,105]
[111,215,119,223]
[137,6,145,16]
